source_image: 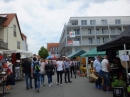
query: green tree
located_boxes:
[38,46,49,59]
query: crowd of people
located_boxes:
[22,57,79,93]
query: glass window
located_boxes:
[96,29,99,34]
[13,25,16,37]
[97,38,100,44]
[75,47,81,52]
[74,29,80,35]
[103,37,107,43]
[102,29,106,34]
[72,23,77,25]
[17,41,20,49]
[81,20,87,25]
[101,20,107,25]
[90,20,96,25]
[88,29,92,34]
[115,19,121,24]
[118,28,121,33]
[111,28,115,33]
[88,38,93,44]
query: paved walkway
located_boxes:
[0,74,112,97]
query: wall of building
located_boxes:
[0,28,4,40]
[3,16,23,50]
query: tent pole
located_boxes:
[86,57,89,77]
[124,44,129,83]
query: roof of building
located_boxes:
[0,13,23,40]
[21,33,27,42]
[47,43,59,51]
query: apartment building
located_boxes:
[47,43,59,57]
[59,16,130,57]
[0,13,25,50]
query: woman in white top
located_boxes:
[56,58,64,86]
[40,59,46,86]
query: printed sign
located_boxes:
[121,55,129,61]
[69,31,75,37]
[68,40,73,44]
[73,41,79,46]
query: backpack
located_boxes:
[33,62,40,72]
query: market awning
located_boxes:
[67,50,86,58]
[80,48,106,57]
[97,25,130,51]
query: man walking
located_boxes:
[93,56,102,89]
[22,58,33,90]
[64,59,72,83]
[70,59,76,78]
[31,57,41,92]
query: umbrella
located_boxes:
[46,56,52,59]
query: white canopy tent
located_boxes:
[2,50,33,58]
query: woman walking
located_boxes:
[45,60,54,87]
[56,58,64,86]
[40,59,46,86]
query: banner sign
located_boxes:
[73,41,79,46]
[69,31,75,37]
[67,40,73,44]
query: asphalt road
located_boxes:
[0,74,112,97]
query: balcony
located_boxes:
[0,39,8,49]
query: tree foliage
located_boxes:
[38,46,49,59]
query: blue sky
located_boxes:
[0,0,130,54]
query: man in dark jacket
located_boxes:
[22,58,33,90]
[45,60,54,87]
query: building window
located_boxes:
[111,28,115,33]
[74,29,80,35]
[90,20,96,25]
[75,47,81,52]
[14,25,16,37]
[88,29,92,34]
[97,38,100,44]
[81,20,87,25]
[88,38,93,44]
[115,19,121,24]
[17,41,20,49]
[117,28,121,33]
[101,20,107,25]
[103,37,107,43]
[96,29,99,34]
[102,29,106,34]
[57,52,58,54]
[89,47,93,51]
[72,23,77,25]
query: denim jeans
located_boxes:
[40,74,45,84]
[25,73,32,89]
[34,73,40,90]
[102,71,110,87]
[47,74,52,84]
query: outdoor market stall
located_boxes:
[1,50,32,81]
[97,25,130,97]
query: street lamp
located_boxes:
[7,27,13,49]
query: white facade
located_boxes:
[22,40,28,51]
[0,15,23,50]
[59,16,130,56]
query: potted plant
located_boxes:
[127,85,130,96]
[111,79,126,97]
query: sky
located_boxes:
[0,0,130,54]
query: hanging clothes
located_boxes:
[16,53,21,60]
[12,53,16,64]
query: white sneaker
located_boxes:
[41,84,43,86]
[49,84,51,87]
[60,84,62,86]
[50,83,53,86]
[56,82,59,85]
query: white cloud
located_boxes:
[0,0,130,54]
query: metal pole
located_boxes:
[86,57,89,77]
[124,44,129,83]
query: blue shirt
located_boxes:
[93,59,101,73]
[31,61,41,73]
[64,61,70,69]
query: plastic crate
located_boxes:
[113,87,124,97]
